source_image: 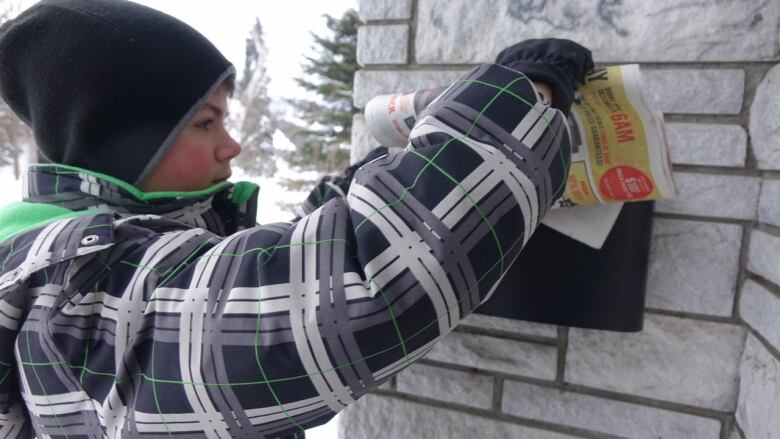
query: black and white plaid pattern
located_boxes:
[0,64,570,438]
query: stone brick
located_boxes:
[759,179,780,228]
[655,173,760,220]
[665,123,747,167]
[750,64,780,169]
[338,394,578,439]
[736,335,780,438]
[358,0,413,20]
[354,69,467,108]
[357,25,409,65]
[501,381,721,438]
[350,114,379,165]
[642,69,744,115]
[566,313,746,411]
[461,313,558,338]
[747,230,780,287]
[415,0,780,63]
[425,331,557,380]
[395,363,493,409]
[647,219,742,316]
[740,279,780,353]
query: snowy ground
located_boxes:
[0,166,23,207]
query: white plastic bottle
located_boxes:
[363,87,446,147]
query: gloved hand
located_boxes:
[293,146,389,220]
[330,146,389,191]
[494,39,593,115]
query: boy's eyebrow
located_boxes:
[203,103,228,118]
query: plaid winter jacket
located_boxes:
[0,64,571,438]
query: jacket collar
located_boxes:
[22,164,259,236]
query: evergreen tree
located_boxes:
[229,18,277,176]
[287,9,359,174]
[0,2,34,179]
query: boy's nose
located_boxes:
[217,134,242,162]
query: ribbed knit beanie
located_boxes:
[0,0,235,185]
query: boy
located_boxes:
[0,0,592,437]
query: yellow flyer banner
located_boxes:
[556,65,676,208]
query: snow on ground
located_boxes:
[0,167,23,207]
[234,129,322,224]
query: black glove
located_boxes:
[293,146,389,220]
[494,39,593,115]
[330,146,389,191]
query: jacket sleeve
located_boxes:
[72,64,571,438]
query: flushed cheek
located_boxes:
[173,153,213,178]
[148,151,215,190]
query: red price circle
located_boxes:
[598,166,653,201]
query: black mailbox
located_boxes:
[475,201,655,332]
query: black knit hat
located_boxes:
[0,0,235,185]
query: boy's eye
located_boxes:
[195,119,214,131]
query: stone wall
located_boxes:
[342,1,780,437]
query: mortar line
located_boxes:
[373,389,624,439]
[360,19,413,25]
[416,359,556,388]
[745,272,780,300]
[415,358,734,420]
[731,224,753,319]
[741,66,766,173]
[652,212,756,227]
[408,0,418,65]
[555,326,568,385]
[671,164,763,176]
[644,307,740,324]
[387,376,397,391]
[662,114,744,124]
[733,417,747,439]
[720,415,735,439]
[491,376,503,412]
[631,61,779,69]
[754,222,780,238]
[454,324,559,346]
[556,383,734,421]
[744,323,780,362]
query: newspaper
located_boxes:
[539,64,675,248]
[363,64,675,249]
[554,64,676,208]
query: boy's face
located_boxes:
[139,84,241,192]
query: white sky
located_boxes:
[131,0,358,102]
[12,0,357,104]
